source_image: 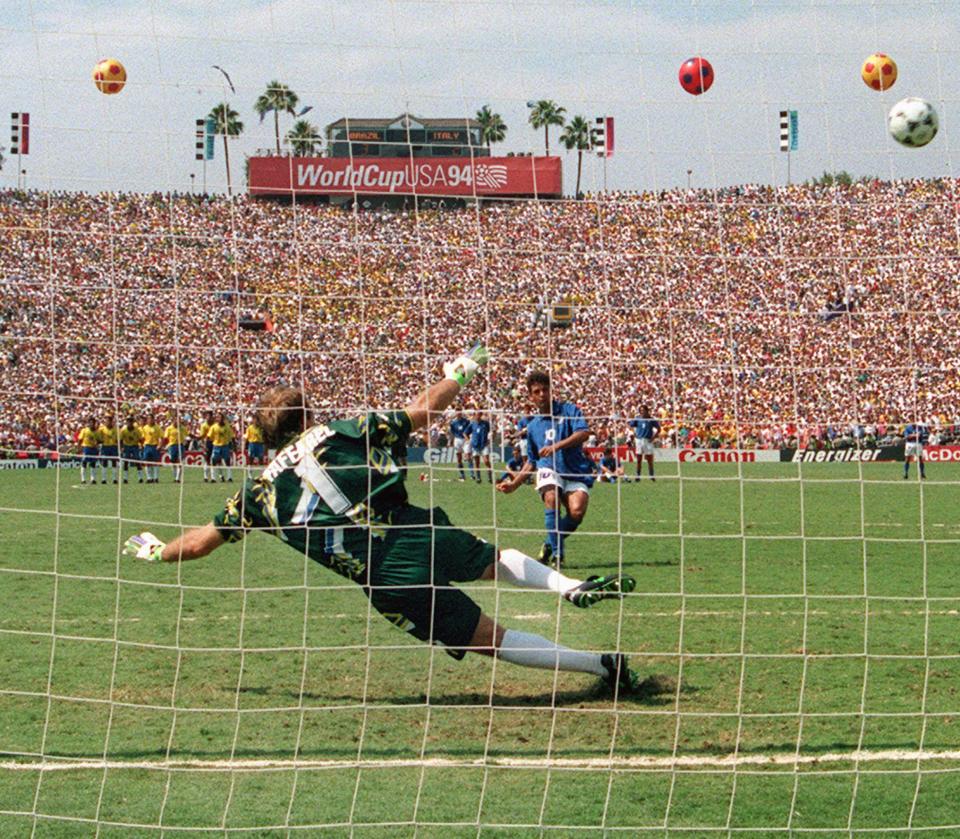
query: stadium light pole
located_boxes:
[190,173,195,194]
[687,169,692,189]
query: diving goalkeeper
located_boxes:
[125,345,640,695]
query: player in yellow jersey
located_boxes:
[97,413,120,484]
[164,415,190,483]
[243,415,266,467]
[119,416,143,483]
[208,412,235,482]
[140,414,164,483]
[198,410,215,482]
[77,416,100,485]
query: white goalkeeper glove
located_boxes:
[443,342,489,390]
[123,532,166,562]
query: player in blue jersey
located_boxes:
[449,412,473,481]
[628,406,661,481]
[469,411,493,483]
[516,415,531,459]
[903,421,929,480]
[498,371,595,567]
[497,444,527,487]
[598,447,624,483]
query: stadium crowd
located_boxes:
[1,178,959,455]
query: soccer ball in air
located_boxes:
[678,57,714,96]
[861,53,897,91]
[93,58,126,94]
[887,97,938,148]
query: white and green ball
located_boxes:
[887,97,938,148]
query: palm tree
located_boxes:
[560,116,592,198]
[475,105,507,151]
[208,102,244,196]
[528,100,566,156]
[286,120,322,156]
[254,80,299,155]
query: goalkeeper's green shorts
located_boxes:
[368,504,496,653]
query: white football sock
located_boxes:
[497,548,581,593]
[498,629,607,677]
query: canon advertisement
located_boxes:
[248,155,563,198]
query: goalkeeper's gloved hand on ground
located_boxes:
[443,342,489,389]
[123,532,166,562]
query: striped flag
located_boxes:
[10,112,29,155]
[779,110,798,152]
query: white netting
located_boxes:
[2,1,960,836]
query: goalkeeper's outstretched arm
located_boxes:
[404,342,489,431]
[125,524,224,563]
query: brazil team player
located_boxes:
[628,406,660,481]
[903,420,929,480]
[140,415,164,483]
[199,411,215,482]
[449,412,473,481]
[469,411,493,484]
[119,416,143,483]
[165,416,189,483]
[124,344,641,696]
[97,414,120,484]
[209,412,235,482]
[77,417,100,485]
[498,371,596,568]
[244,416,266,466]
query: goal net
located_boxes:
[2,1,959,836]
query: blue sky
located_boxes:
[1,0,958,194]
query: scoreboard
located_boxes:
[328,116,486,159]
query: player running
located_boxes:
[165,415,189,483]
[77,417,100,485]
[449,412,472,481]
[903,420,929,480]
[469,411,493,484]
[498,371,596,568]
[140,415,164,484]
[119,416,143,483]
[97,414,120,484]
[628,406,660,481]
[124,345,641,696]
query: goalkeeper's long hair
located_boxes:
[257,387,312,448]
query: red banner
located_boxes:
[248,155,563,198]
[923,445,960,462]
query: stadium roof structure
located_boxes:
[325,113,482,132]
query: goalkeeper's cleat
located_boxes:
[601,653,641,696]
[123,532,166,562]
[565,574,636,608]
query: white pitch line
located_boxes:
[3,750,960,773]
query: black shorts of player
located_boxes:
[367,504,496,655]
[205,440,213,460]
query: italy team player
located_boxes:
[903,420,929,480]
[449,412,472,481]
[628,405,661,481]
[498,371,596,567]
[119,416,143,483]
[97,414,120,484]
[469,411,493,483]
[244,416,266,466]
[140,414,164,484]
[165,416,189,483]
[77,417,100,485]
[199,410,215,482]
[209,412,235,482]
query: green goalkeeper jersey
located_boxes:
[213,411,412,581]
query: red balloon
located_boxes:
[678,56,714,95]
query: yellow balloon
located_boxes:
[861,53,897,91]
[93,58,127,95]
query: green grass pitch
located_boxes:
[1,461,959,837]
